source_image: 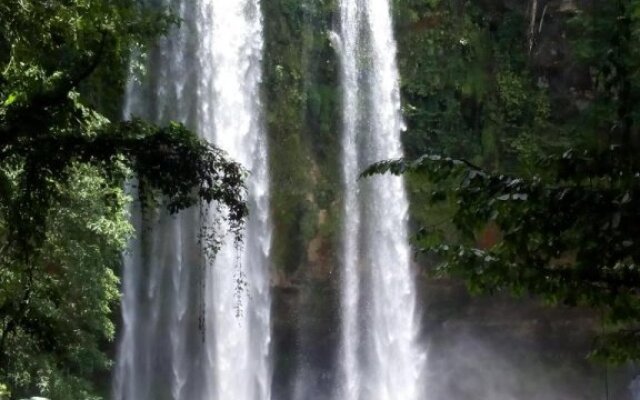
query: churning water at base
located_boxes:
[114,1,271,400]
[335,1,426,400]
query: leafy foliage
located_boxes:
[0,166,127,399]
[363,145,640,362]
[372,0,640,363]
[0,0,247,397]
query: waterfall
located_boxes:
[113,1,271,399]
[336,0,426,400]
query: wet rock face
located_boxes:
[526,0,598,121]
[457,0,594,117]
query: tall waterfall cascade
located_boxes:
[336,1,426,399]
[114,1,272,399]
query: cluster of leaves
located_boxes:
[364,148,640,361]
[0,166,127,399]
[0,0,247,398]
[0,384,8,399]
[375,0,640,362]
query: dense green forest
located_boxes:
[1,0,640,399]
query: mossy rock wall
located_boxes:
[262,1,343,397]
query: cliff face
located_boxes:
[263,1,637,399]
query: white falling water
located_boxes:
[336,0,426,399]
[113,1,271,400]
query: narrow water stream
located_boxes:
[336,0,426,399]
